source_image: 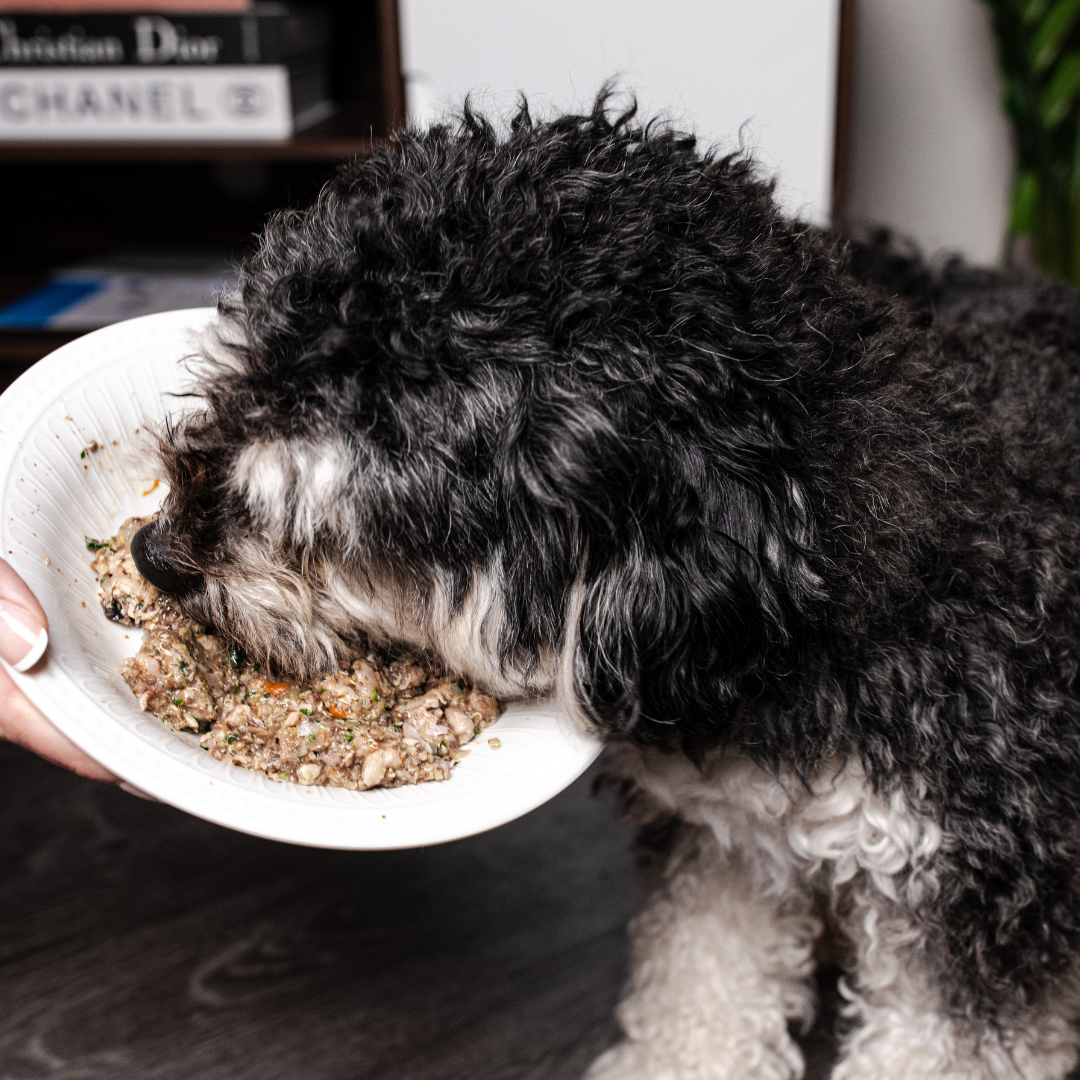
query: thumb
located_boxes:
[0,559,118,783]
[0,559,48,672]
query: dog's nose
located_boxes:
[130,521,198,595]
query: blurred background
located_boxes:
[0,0,1016,388]
[0,4,1046,1080]
[400,0,1011,263]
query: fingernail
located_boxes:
[0,605,48,672]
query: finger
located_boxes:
[0,661,117,783]
[119,782,158,801]
[0,559,48,672]
[0,561,139,791]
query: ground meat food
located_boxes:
[89,516,167,626]
[88,518,502,791]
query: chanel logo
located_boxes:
[223,82,264,117]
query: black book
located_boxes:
[0,3,331,67]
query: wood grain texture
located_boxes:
[831,0,858,228]
[0,746,630,1079]
[0,132,381,164]
[0,337,77,375]
[377,0,407,133]
[0,743,852,1078]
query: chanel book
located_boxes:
[0,61,333,140]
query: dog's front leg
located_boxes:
[588,821,820,1080]
[781,772,1080,1080]
[831,886,1080,1080]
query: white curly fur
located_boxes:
[587,820,817,1080]
[592,746,1080,1080]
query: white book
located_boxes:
[0,64,333,141]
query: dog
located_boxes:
[131,96,1080,1079]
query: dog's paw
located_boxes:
[585,1042,649,1080]
[585,1037,802,1080]
[833,999,1080,1080]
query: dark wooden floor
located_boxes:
[0,743,847,1079]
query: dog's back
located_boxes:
[851,231,1080,408]
[847,229,1080,500]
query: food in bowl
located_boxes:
[87,517,501,790]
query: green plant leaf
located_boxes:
[1069,127,1080,282]
[1040,50,1080,123]
[1012,169,1041,233]
[1024,0,1052,25]
[1031,0,1080,70]
[1004,75,1037,127]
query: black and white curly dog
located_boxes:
[133,96,1080,1078]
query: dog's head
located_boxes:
[140,95,840,746]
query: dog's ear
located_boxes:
[521,404,821,744]
[570,505,813,744]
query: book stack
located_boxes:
[0,2,334,141]
[0,250,239,330]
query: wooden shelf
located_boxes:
[0,0,403,165]
[0,331,77,365]
[0,277,76,379]
[0,133,381,164]
[0,0,403,352]
[0,102,388,163]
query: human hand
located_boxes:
[0,559,117,783]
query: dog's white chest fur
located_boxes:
[613,744,942,900]
[591,746,1079,1080]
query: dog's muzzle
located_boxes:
[130,521,200,595]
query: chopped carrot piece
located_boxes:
[264,681,290,696]
[326,702,351,719]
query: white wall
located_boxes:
[399,0,841,225]
[845,0,1013,264]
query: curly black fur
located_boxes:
[152,97,1080,1024]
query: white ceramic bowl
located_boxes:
[0,309,600,849]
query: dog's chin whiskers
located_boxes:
[425,567,557,698]
[185,552,346,678]
[319,566,417,650]
[316,562,553,698]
